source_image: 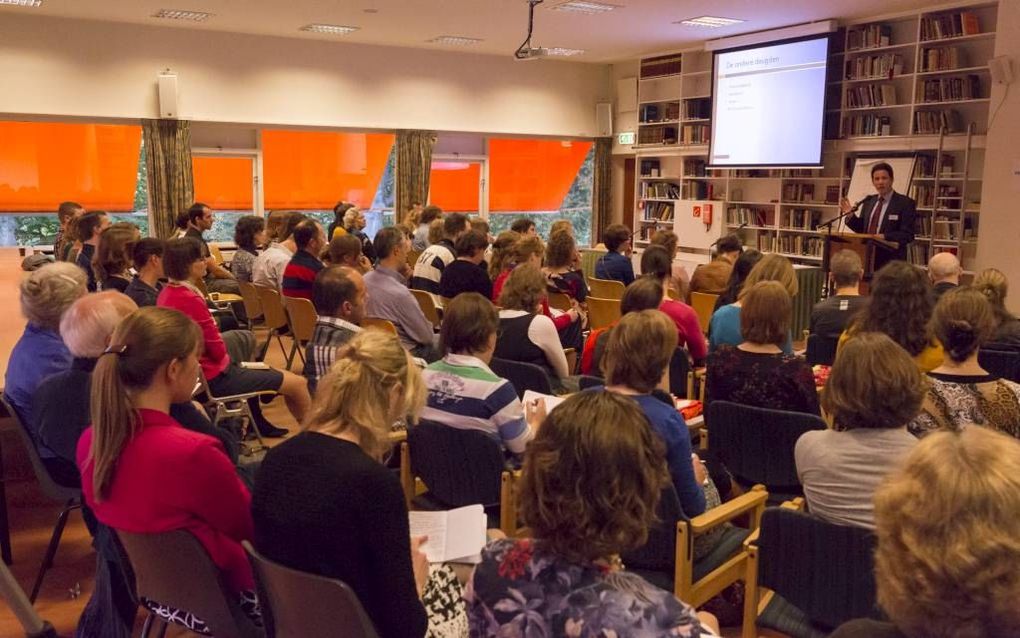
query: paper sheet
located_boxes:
[409,504,486,563]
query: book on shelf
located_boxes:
[910,184,935,207]
[847,24,892,51]
[727,205,771,227]
[920,11,980,42]
[920,75,982,102]
[826,185,841,204]
[641,54,683,78]
[908,243,932,266]
[783,183,817,203]
[845,83,897,108]
[913,109,962,134]
[638,125,679,144]
[684,159,707,177]
[914,214,933,237]
[845,54,904,80]
[915,154,957,178]
[640,159,661,177]
[731,169,780,178]
[919,46,965,72]
[640,181,681,199]
[681,98,712,119]
[843,113,893,137]
[680,123,710,145]
[773,234,824,258]
[781,208,823,231]
[640,102,680,123]
[682,181,714,200]
[643,201,675,221]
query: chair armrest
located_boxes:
[387,429,408,444]
[205,389,278,403]
[689,485,767,534]
[780,497,805,512]
[743,526,760,550]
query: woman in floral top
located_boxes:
[465,391,718,637]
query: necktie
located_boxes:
[867,197,885,234]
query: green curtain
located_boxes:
[142,119,193,239]
[591,137,613,247]
[394,130,437,225]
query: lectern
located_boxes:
[822,233,898,295]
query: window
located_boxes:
[191,154,257,242]
[429,160,483,215]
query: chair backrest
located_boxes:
[117,530,263,638]
[669,348,691,399]
[978,348,1020,383]
[0,395,80,503]
[256,285,290,332]
[707,401,826,492]
[407,420,505,508]
[209,243,226,266]
[195,277,211,297]
[406,250,421,271]
[409,289,442,329]
[362,317,398,336]
[805,333,838,366]
[579,249,607,282]
[622,483,688,572]
[238,281,264,322]
[690,292,719,334]
[757,507,878,631]
[588,277,625,300]
[242,541,378,638]
[546,291,572,312]
[577,375,603,390]
[489,357,553,399]
[283,297,317,343]
[587,296,621,330]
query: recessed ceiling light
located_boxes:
[546,47,585,57]
[0,0,43,6]
[676,16,744,28]
[427,35,483,46]
[300,24,360,35]
[152,9,213,21]
[552,1,620,14]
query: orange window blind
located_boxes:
[192,156,254,210]
[0,121,141,212]
[262,130,394,210]
[429,161,481,213]
[488,139,592,212]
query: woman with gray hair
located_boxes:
[344,206,377,263]
[4,262,87,435]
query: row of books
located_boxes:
[907,243,932,266]
[782,183,816,202]
[637,125,676,145]
[913,215,969,239]
[845,83,898,108]
[760,234,825,258]
[913,109,962,134]
[682,98,712,120]
[640,54,682,78]
[682,181,717,200]
[915,154,955,177]
[920,11,981,42]
[683,159,707,177]
[779,209,823,231]
[843,113,893,137]
[847,24,892,51]
[844,54,905,81]
[639,102,680,124]
[909,184,962,208]
[679,124,711,145]
[919,46,966,72]
[727,206,772,226]
[919,75,982,102]
[642,201,674,221]
[639,182,680,199]
[731,169,781,178]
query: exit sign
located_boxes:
[618,131,636,145]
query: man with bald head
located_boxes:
[928,252,962,301]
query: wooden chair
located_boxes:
[196,371,274,454]
[406,250,422,271]
[282,297,317,370]
[409,289,442,330]
[238,281,265,328]
[588,277,625,300]
[546,291,573,312]
[690,292,719,334]
[255,285,295,363]
[209,243,226,266]
[362,317,398,336]
[586,296,621,330]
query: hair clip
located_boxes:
[102,344,128,356]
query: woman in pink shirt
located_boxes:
[77,306,259,633]
[640,246,708,366]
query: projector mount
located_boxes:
[515,0,548,61]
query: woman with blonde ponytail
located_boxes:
[77,306,259,634]
[252,330,468,638]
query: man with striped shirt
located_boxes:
[281,220,326,300]
[303,265,365,394]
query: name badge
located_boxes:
[839,300,849,311]
[888,215,899,221]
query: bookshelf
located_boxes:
[628,1,997,271]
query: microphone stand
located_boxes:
[817,207,858,298]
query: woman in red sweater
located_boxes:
[77,306,258,633]
[640,245,708,367]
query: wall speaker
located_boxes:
[989,55,1014,85]
[158,72,178,118]
[596,102,613,137]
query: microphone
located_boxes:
[848,194,876,215]
[711,222,747,248]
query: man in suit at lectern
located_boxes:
[840,162,916,266]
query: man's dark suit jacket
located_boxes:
[846,190,916,266]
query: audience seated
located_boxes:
[549,219,574,238]
[973,267,1020,350]
[509,217,536,237]
[231,215,265,284]
[422,293,542,455]
[304,266,365,394]
[691,234,742,297]
[364,226,439,362]
[281,219,327,300]
[438,229,492,300]
[909,287,1020,439]
[466,391,720,637]
[184,202,240,295]
[487,231,519,295]
[4,262,88,433]
[54,200,85,263]
[74,211,110,292]
[641,246,708,366]
[470,217,493,266]
[491,234,541,302]
[593,223,634,286]
[343,206,377,263]
[95,224,140,293]
[649,228,689,301]
[253,211,306,289]
[263,209,289,243]
[928,251,961,300]
[830,428,1020,638]
[580,276,664,376]
[77,307,259,635]
[709,254,797,354]
[252,330,466,638]
[327,201,354,242]
[712,248,761,311]
[412,204,443,252]
[326,233,372,273]
[839,260,944,372]
[543,229,588,304]
[810,249,867,340]
[123,238,165,307]
[796,332,920,529]
[411,212,469,295]
[706,281,819,415]
[158,237,309,436]
[494,265,571,390]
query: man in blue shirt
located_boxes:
[594,224,635,286]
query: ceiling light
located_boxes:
[0,0,43,6]
[546,47,585,56]
[552,1,620,14]
[300,24,360,35]
[151,9,213,21]
[427,35,483,46]
[676,16,744,28]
